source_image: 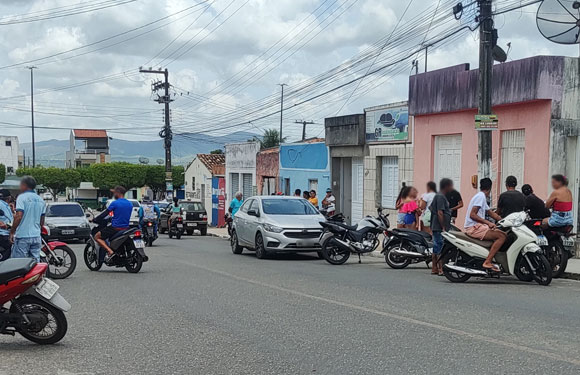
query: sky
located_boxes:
[0,0,578,146]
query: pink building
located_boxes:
[409,56,580,227]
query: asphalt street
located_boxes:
[2,235,580,375]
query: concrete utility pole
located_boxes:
[278,83,287,143]
[26,66,37,167]
[477,0,493,181]
[295,120,314,141]
[140,68,174,197]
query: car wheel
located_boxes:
[254,232,269,259]
[231,230,243,254]
[200,227,207,236]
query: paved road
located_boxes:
[2,235,580,374]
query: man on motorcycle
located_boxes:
[138,196,160,235]
[94,186,133,263]
[464,178,506,272]
[168,197,183,229]
[321,188,336,217]
[0,189,13,261]
[497,176,525,218]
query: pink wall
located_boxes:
[413,100,552,226]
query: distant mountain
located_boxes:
[20,131,258,167]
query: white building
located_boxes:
[184,153,225,225]
[0,136,20,175]
[66,129,110,168]
[225,141,260,206]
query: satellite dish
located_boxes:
[156,159,164,165]
[493,45,507,63]
[139,157,149,165]
[536,0,580,44]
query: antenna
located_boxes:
[536,0,580,45]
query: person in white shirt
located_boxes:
[321,188,336,216]
[419,181,437,234]
[464,178,505,272]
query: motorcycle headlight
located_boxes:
[263,223,284,233]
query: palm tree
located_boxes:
[255,129,286,149]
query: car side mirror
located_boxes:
[247,209,259,217]
[85,213,91,218]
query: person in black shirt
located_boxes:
[445,184,463,223]
[497,176,526,218]
[522,184,551,219]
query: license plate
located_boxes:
[562,236,575,248]
[61,230,75,235]
[536,235,548,246]
[296,240,310,248]
[35,278,59,300]
[187,223,196,227]
[133,239,145,248]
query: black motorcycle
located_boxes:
[382,228,433,269]
[84,219,148,273]
[142,219,158,247]
[168,217,185,239]
[525,219,575,278]
[319,208,389,265]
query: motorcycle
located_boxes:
[142,219,158,247]
[382,228,434,269]
[319,208,389,265]
[525,219,575,278]
[0,258,70,344]
[440,212,552,285]
[224,213,233,237]
[84,219,149,273]
[168,217,185,239]
[40,226,77,279]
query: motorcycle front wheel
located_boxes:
[10,296,68,345]
[321,237,350,265]
[46,245,77,279]
[83,243,102,271]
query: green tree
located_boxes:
[0,164,5,184]
[210,149,224,154]
[172,165,185,188]
[16,167,81,199]
[144,165,165,199]
[89,162,146,191]
[253,129,286,149]
[77,167,93,182]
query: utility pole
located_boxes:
[278,83,287,143]
[295,120,315,141]
[26,66,37,167]
[477,0,493,181]
[424,46,428,73]
[140,67,174,197]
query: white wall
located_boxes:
[225,142,260,207]
[0,136,19,174]
[184,157,213,224]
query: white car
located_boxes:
[106,199,141,227]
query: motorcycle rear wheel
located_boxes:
[83,243,102,271]
[125,253,143,273]
[526,252,552,286]
[545,241,568,279]
[384,242,412,269]
[10,296,67,345]
[46,245,77,279]
[321,237,350,265]
[440,250,471,283]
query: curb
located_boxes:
[208,232,230,240]
[562,272,580,281]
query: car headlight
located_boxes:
[80,222,89,228]
[263,223,284,233]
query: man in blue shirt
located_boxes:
[94,186,133,261]
[10,177,46,261]
[0,189,14,261]
[229,191,244,216]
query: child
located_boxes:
[401,187,420,230]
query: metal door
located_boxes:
[242,173,253,199]
[230,173,239,199]
[381,157,399,209]
[434,135,462,192]
[351,157,364,225]
[500,129,525,192]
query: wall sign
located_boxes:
[366,105,409,142]
[475,114,499,130]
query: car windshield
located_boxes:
[130,200,140,208]
[261,199,318,215]
[181,202,203,211]
[157,202,169,209]
[46,204,84,217]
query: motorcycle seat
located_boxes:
[393,228,432,240]
[0,258,37,284]
[449,230,494,249]
[548,225,573,234]
[110,227,137,240]
[336,222,358,231]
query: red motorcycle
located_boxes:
[0,258,70,344]
[41,226,77,280]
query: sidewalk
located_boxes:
[207,227,229,239]
[564,258,580,280]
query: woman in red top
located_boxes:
[543,174,573,228]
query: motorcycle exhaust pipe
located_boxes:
[332,238,354,252]
[391,248,426,258]
[443,264,487,276]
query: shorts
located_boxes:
[397,213,406,225]
[432,231,444,254]
[99,226,127,241]
[403,213,416,225]
[464,223,490,240]
[548,211,573,227]
[11,237,42,262]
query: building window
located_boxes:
[5,140,11,147]
[191,177,195,189]
[7,167,14,174]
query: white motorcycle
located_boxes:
[440,212,552,286]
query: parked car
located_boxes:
[45,202,91,241]
[154,201,170,211]
[106,199,141,227]
[159,200,208,236]
[230,196,325,259]
[42,192,53,201]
